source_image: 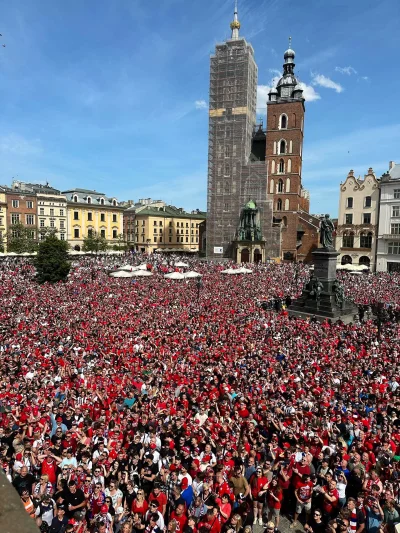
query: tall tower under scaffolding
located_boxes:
[206,2,280,260]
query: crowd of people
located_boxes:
[1,254,400,533]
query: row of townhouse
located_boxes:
[0,182,206,253]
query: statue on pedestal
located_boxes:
[319,214,335,249]
[309,276,323,308]
[333,279,345,308]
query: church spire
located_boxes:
[230,0,241,40]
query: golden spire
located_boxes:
[230,0,240,39]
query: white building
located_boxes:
[336,168,379,271]
[376,162,400,272]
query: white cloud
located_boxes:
[361,76,370,81]
[195,100,207,110]
[298,82,321,102]
[0,134,43,156]
[257,76,320,108]
[312,73,344,93]
[335,66,357,75]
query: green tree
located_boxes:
[82,231,108,253]
[34,234,70,284]
[6,223,38,253]
[0,233,4,253]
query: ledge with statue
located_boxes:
[289,214,358,323]
[234,200,266,263]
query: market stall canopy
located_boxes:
[184,271,202,278]
[109,270,136,278]
[164,272,186,280]
[132,270,153,277]
[175,261,189,268]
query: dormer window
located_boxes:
[112,199,117,206]
[100,198,105,205]
[73,195,78,202]
[87,196,92,204]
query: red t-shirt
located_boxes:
[267,488,283,509]
[297,481,313,502]
[323,487,339,514]
[170,512,188,533]
[148,491,167,512]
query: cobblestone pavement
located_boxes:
[253,515,304,533]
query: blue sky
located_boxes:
[0,0,399,216]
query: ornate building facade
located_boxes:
[336,168,379,271]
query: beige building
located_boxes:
[336,168,379,270]
[134,205,206,253]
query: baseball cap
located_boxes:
[101,505,108,513]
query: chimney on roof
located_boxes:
[368,167,373,175]
[389,161,395,170]
[348,170,354,177]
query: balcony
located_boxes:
[382,234,400,240]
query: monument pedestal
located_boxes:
[289,247,358,323]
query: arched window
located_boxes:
[269,179,274,194]
[284,199,289,210]
[271,160,276,174]
[279,159,284,173]
[280,114,288,129]
[279,140,286,154]
[278,179,284,193]
[277,198,282,211]
[359,256,370,267]
[286,178,291,192]
[282,216,287,227]
[289,140,293,154]
[341,255,352,265]
[87,196,92,204]
[360,232,373,248]
[287,159,292,173]
[73,195,78,203]
[342,232,354,248]
[273,142,277,155]
[113,199,117,206]
[100,198,104,205]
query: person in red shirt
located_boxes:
[170,503,188,533]
[320,480,339,519]
[291,456,311,490]
[249,466,269,526]
[148,484,167,516]
[198,508,221,533]
[266,477,283,529]
[291,474,314,529]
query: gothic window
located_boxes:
[286,178,291,192]
[289,140,293,154]
[224,163,230,177]
[225,145,230,157]
[279,140,286,154]
[279,159,284,173]
[271,160,276,174]
[287,159,292,173]
[280,114,288,129]
[342,232,354,248]
[277,198,282,211]
[278,179,284,193]
[269,179,274,194]
[284,199,290,210]
[282,216,287,226]
[273,142,277,155]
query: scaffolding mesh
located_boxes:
[206,38,280,260]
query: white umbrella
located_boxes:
[184,271,202,278]
[109,270,136,278]
[236,267,253,274]
[7,252,17,256]
[175,261,189,268]
[358,264,369,271]
[0,252,5,256]
[221,268,240,275]
[164,272,185,280]
[136,263,148,270]
[117,264,136,271]
[133,270,153,277]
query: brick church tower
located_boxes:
[265,41,319,261]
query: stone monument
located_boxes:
[289,214,358,322]
[234,200,266,263]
